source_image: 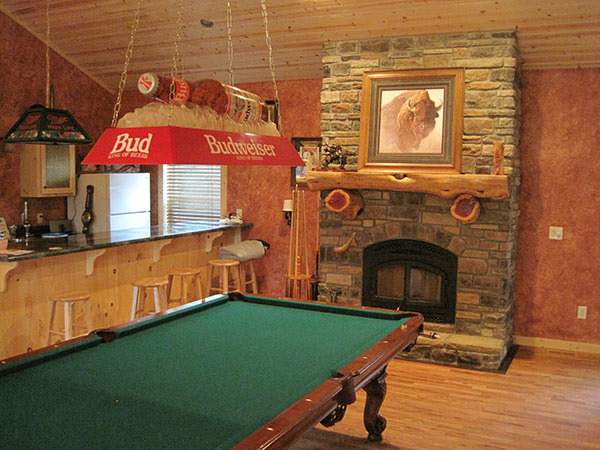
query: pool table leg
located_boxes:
[363,366,388,442]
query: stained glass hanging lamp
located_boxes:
[3,1,91,145]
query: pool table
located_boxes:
[0,293,423,449]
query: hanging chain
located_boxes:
[226,1,234,86]
[45,0,50,108]
[111,0,145,128]
[169,0,184,90]
[167,0,185,125]
[260,0,282,132]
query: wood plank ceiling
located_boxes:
[1,0,599,92]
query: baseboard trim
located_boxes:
[514,336,600,354]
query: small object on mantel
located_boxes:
[333,232,356,254]
[493,142,504,175]
[450,194,481,224]
[324,189,364,219]
[320,143,349,170]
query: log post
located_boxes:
[307,171,510,200]
[450,194,481,224]
[324,189,364,219]
[493,142,504,175]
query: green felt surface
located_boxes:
[0,296,408,449]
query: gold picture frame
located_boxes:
[358,68,465,174]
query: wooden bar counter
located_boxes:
[0,223,250,360]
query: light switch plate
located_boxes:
[549,226,563,240]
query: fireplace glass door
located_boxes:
[377,265,442,305]
[363,240,457,323]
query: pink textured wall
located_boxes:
[0,10,113,227]
[230,80,323,297]
[515,69,600,344]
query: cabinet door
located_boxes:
[20,144,76,197]
[43,145,73,190]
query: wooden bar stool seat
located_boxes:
[167,267,203,307]
[130,277,168,320]
[208,259,241,295]
[48,290,92,345]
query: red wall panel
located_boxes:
[515,69,600,344]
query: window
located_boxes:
[160,165,227,226]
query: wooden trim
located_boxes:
[514,335,600,354]
[0,261,18,293]
[307,171,509,199]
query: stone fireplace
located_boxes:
[316,31,521,371]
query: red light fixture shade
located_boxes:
[82,126,305,166]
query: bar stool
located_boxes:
[48,290,92,345]
[130,277,168,320]
[208,259,241,295]
[218,240,267,294]
[167,267,203,307]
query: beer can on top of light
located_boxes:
[137,73,190,105]
[137,73,268,123]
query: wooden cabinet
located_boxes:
[19,144,76,197]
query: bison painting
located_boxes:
[378,89,443,153]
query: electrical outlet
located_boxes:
[37,213,44,225]
[577,306,587,319]
[236,209,243,219]
[549,226,563,240]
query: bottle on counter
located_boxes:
[137,73,268,123]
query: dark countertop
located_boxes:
[0,222,251,263]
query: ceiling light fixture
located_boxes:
[3,0,91,145]
[83,0,302,167]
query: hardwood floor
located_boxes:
[292,346,600,449]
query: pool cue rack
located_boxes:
[285,187,311,300]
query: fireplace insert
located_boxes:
[362,239,457,323]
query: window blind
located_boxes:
[162,165,222,226]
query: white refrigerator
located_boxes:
[68,173,151,234]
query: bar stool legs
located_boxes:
[208,259,241,295]
[48,291,92,345]
[130,277,168,320]
[240,260,258,293]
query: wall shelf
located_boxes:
[306,171,510,199]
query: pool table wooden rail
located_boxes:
[231,295,424,449]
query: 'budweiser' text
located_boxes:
[204,135,276,156]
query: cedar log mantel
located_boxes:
[306,171,510,199]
